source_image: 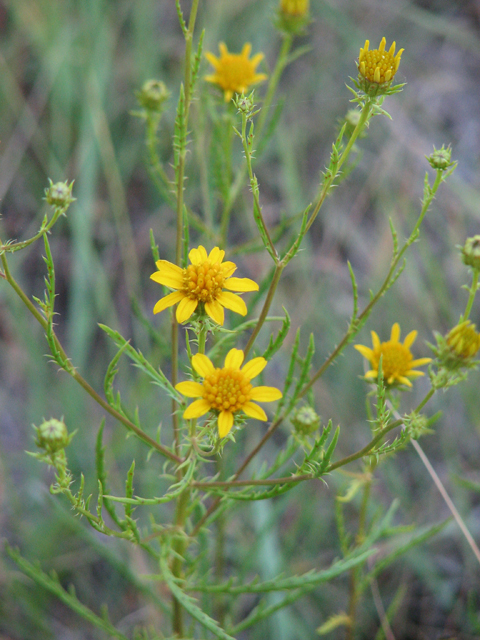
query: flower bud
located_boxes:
[446,321,480,360]
[234,91,255,115]
[44,180,75,209]
[35,418,69,453]
[461,235,480,270]
[403,411,432,440]
[276,0,310,34]
[291,406,321,436]
[280,0,309,16]
[136,80,170,113]
[426,145,454,171]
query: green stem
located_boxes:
[244,264,284,358]
[241,110,278,261]
[304,99,373,235]
[346,461,375,640]
[256,33,292,138]
[172,2,200,634]
[191,386,435,533]
[218,34,293,239]
[1,251,181,464]
[463,268,479,321]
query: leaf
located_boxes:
[5,545,129,639]
[317,613,350,635]
[159,552,235,640]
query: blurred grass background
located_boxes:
[1,0,480,638]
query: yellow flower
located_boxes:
[175,349,282,437]
[358,37,403,84]
[280,0,309,16]
[355,323,431,387]
[446,321,480,360]
[205,43,267,103]
[151,246,258,325]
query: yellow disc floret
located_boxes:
[175,349,282,438]
[355,323,431,387]
[205,43,267,103]
[150,245,258,325]
[203,368,253,412]
[358,37,403,84]
[182,261,226,303]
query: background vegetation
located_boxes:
[1,0,480,638]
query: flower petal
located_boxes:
[208,247,225,264]
[218,411,234,438]
[150,270,184,289]
[410,357,432,367]
[176,297,198,323]
[224,348,244,370]
[241,357,267,380]
[153,290,185,315]
[221,261,237,278]
[198,246,208,261]
[403,330,417,348]
[250,53,264,67]
[189,247,202,265]
[405,370,425,378]
[364,370,378,379]
[205,300,225,325]
[390,323,401,343]
[224,277,259,292]
[217,291,247,316]
[354,344,374,361]
[242,402,267,421]
[371,331,380,350]
[192,353,215,378]
[175,381,204,398]
[250,386,282,402]
[397,376,413,387]
[184,398,211,420]
[241,43,252,57]
[155,260,183,275]
[205,52,219,68]
[219,42,228,56]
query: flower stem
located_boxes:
[305,99,373,235]
[244,264,284,358]
[171,2,200,634]
[463,268,479,321]
[0,251,181,464]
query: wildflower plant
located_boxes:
[2,2,480,638]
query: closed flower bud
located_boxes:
[276,0,310,34]
[136,80,170,113]
[461,236,480,270]
[426,145,454,171]
[44,179,75,209]
[446,321,480,360]
[292,406,321,435]
[280,0,309,17]
[35,418,69,453]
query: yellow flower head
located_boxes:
[205,43,267,102]
[355,323,431,387]
[151,246,259,326]
[358,37,403,84]
[446,321,480,360]
[176,349,282,437]
[280,0,309,17]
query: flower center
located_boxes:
[360,50,396,83]
[202,368,252,412]
[374,343,412,380]
[182,261,226,303]
[216,57,254,91]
